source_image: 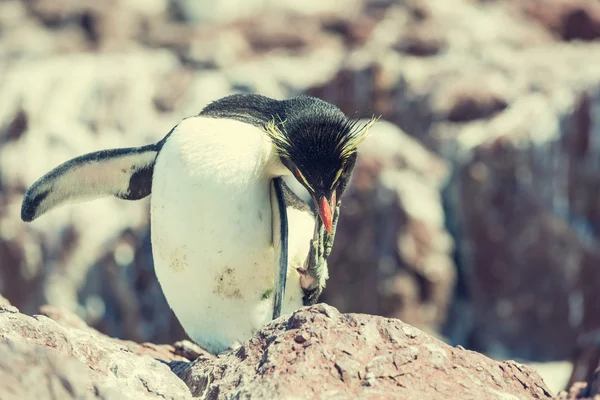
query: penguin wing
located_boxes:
[270,177,288,319]
[271,179,320,319]
[21,143,161,222]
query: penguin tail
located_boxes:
[21,143,161,222]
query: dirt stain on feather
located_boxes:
[213,267,243,299]
[169,248,187,272]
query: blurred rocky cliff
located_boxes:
[1,0,600,391]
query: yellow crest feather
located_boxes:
[338,116,379,159]
[265,118,291,158]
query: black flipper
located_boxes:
[21,143,162,222]
[271,177,289,320]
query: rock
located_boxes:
[173,0,362,23]
[443,80,600,362]
[0,341,105,400]
[556,365,600,399]
[0,50,194,345]
[513,0,600,42]
[3,0,600,386]
[306,0,555,145]
[172,340,212,361]
[321,121,456,332]
[0,0,345,347]
[25,0,168,50]
[0,302,555,399]
[174,304,552,399]
[530,361,574,396]
[569,336,600,394]
[555,382,590,400]
[0,305,192,399]
[304,0,600,372]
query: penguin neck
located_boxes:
[265,153,292,179]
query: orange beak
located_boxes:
[313,192,336,234]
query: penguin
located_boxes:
[20,94,376,354]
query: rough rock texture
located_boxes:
[304,0,600,372]
[173,304,552,400]
[305,0,556,144]
[0,0,349,346]
[0,299,558,399]
[450,99,600,362]
[509,0,600,42]
[322,121,455,333]
[0,301,193,399]
[0,49,188,345]
[0,341,105,400]
[439,65,600,364]
[555,365,600,399]
[569,342,600,393]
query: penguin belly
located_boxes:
[150,117,307,354]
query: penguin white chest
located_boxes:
[150,117,306,354]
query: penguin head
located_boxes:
[268,96,377,234]
[199,93,377,233]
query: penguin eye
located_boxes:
[294,168,313,191]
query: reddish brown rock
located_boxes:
[0,341,104,400]
[0,0,357,348]
[3,0,600,382]
[321,121,456,332]
[0,46,189,345]
[305,0,600,375]
[0,301,557,399]
[556,365,600,399]
[174,304,552,399]
[0,303,193,399]
[438,74,600,369]
[513,0,600,41]
[452,134,600,360]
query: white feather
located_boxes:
[151,116,314,354]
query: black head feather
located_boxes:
[199,94,374,201]
[274,96,362,199]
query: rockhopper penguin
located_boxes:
[20,94,376,354]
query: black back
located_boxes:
[200,93,285,128]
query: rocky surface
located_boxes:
[2,0,600,394]
[509,0,600,42]
[173,304,552,399]
[0,340,105,400]
[0,49,187,344]
[1,297,558,399]
[0,300,193,400]
[322,121,455,333]
[307,0,600,374]
[449,97,600,362]
[0,0,354,346]
[555,365,600,400]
